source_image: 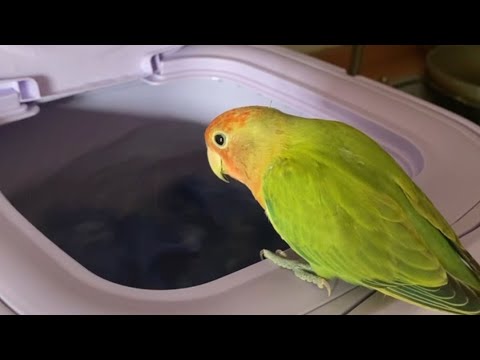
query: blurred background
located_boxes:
[281,45,480,125]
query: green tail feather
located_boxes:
[370,276,480,315]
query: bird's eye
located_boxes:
[214,133,227,147]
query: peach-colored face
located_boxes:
[204,107,255,149]
[204,106,283,209]
[204,107,259,183]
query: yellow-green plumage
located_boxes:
[205,106,480,315]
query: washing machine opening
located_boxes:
[0,75,422,292]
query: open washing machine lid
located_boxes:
[0,45,184,123]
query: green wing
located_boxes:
[261,155,480,315]
[394,174,480,276]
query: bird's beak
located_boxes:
[207,148,229,183]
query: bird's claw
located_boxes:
[260,249,288,260]
[275,249,288,258]
[259,249,266,260]
[318,278,332,297]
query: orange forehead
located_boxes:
[205,107,260,144]
[209,108,252,132]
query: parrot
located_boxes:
[204,105,480,315]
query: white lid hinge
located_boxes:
[150,53,164,76]
[142,53,166,85]
[0,78,41,125]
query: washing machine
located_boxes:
[0,45,478,315]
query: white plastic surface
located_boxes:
[307,287,374,315]
[0,300,14,315]
[0,78,40,102]
[0,45,183,102]
[0,45,478,314]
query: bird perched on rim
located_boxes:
[204,105,480,315]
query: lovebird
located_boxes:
[204,106,480,315]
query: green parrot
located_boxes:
[204,106,480,315]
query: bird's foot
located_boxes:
[293,267,332,296]
[259,249,332,296]
[260,249,302,270]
